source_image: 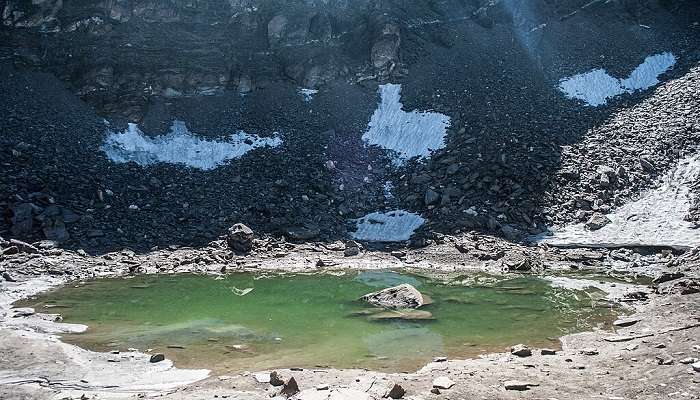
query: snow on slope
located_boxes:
[352,210,425,242]
[558,52,677,106]
[362,84,451,164]
[539,155,700,249]
[102,120,282,170]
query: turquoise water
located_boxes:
[18,271,618,372]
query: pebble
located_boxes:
[504,380,539,391]
[149,353,165,363]
[581,348,599,356]
[691,362,700,372]
[511,344,532,357]
[613,318,640,327]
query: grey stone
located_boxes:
[585,213,611,230]
[284,225,320,241]
[361,284,425,309]
[281,376,299,397]
[511,344,532,357]
[10,203,34,236]
[424,189,441,206]
[227,223,254,253]
[385,382,405,399]
[504,380,539,391]
[149,353,165,363]
[613,318,640,327]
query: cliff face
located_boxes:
[0,0,698,252]
[1,0,691,120]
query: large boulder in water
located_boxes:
[361,284,425,309]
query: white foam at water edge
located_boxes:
[352,210,425,242]
[101,120,282,170]
[558,52,676,106]
[537,154,700,250]
[362,84,451,164]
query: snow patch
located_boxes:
[102,120,282,170]
[544,276,647,301]
[539,155,700,250]
[298,88,318,102]
[363,84,451,164]
[558,52,676,106]
[352,210,425,242]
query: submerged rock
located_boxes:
[361,284,425,309]
[367,309,433,321]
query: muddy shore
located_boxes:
[1,237,698,400]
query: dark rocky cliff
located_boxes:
[1,0,698,252]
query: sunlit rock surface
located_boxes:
[539,155,700,249]
[101,120,282,170]
[351,210,425,242]
[362,84,450,164]
[558,52,677,106]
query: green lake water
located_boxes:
[16,271,620,372]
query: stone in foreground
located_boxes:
[361,284,425,309]
[384,382,406,399]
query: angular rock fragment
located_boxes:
[384,382,406,399]
[585,213,611,231]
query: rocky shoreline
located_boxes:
[1,236,699,399]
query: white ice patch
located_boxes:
[352,210,425,242]
[362,84,451,164]
[544,276,647,301]
[539,155,700,250]
[102,120,282,170]
[298,88,318,103]
[558,52,677,106]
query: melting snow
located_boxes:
[362,84,451,164]
[539,155,700,250]
[558,52,677,106]
[544,276,647,301]
[352,210,425,242]
[102,120,282,170]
